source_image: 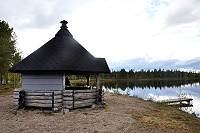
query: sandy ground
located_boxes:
[0,91,196,133]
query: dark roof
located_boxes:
[9,20,110,74]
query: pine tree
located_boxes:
[0,20,22,87]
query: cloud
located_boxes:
[1,0,200,64]
[0,0,83,30]
[165,0,200,26]
[108,57,200,71]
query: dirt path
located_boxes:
[0,92,199,133]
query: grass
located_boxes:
[133,101,200,133]
[0,84,21,93]
[100,103,108,109]
[0,85,13,93]
[132,113,143,120]
[42,111,54,116]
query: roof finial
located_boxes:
[60,20,68,28]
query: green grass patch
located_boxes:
[132,113,143,120]
[100,103,108,109]
[42,111,54,116]
[83,112,88,115]
[0,84,21,93]
[0,85,13,93]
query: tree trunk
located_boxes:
[0,72,2,88]
[15,73,17,86]
[5,71,8,85]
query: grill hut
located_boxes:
[10,20,110,111]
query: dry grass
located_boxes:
[131,99,200,133]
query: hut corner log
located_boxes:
[18,90,25,109]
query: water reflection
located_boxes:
[101,79,200,118]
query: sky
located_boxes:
[1,0,200,69]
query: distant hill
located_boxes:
[108,57,200,71]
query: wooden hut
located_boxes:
[9,20,110,112]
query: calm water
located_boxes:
[101,80,200,118]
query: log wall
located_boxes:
[14,89,62,111]
[13,87,104,111]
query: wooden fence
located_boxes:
[13,87,104,111]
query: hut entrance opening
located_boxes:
[64,74,99,90]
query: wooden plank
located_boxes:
[13,99,19,102]
[25,96,52,100]
[74,102,93,108]
[53,103,62,108]
[14,95,19,99]
[63,93,73,96]
[25,92,52,96]
[63,90,73,93]
[63,105,73,109]
[25,95,62,100]
[25,99,52,104]
[74,99,96,104]
[25,103,62,108]
[55,91,62,95]
[74,89,97,93]
[25,90,61,93]
[25,90,54,93]
[74,95,97,101]
[14,91,19,95]
[53,99,63,103]
[14,88,21,92]
[159,98,193,103]
[74,92,96,98]
[63,101,73,105]
[63,97,73,101]
[14,90,61,94]
[25,103,52,108]
[25,99,62,104]
[54,95,62,99]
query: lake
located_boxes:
[101,80,200,118]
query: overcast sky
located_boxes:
[1,0,200,63]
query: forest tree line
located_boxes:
[101,68,200,79]
[0,20,22,87]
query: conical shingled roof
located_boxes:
[9,20,110,74]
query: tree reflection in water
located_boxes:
[101,79,200,91]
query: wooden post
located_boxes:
[94,73,102,104]
[63,72,65,90]
[95,73,100,90]
[72,90,74,109]
[52,91,54,109]
[85,74,90,86]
